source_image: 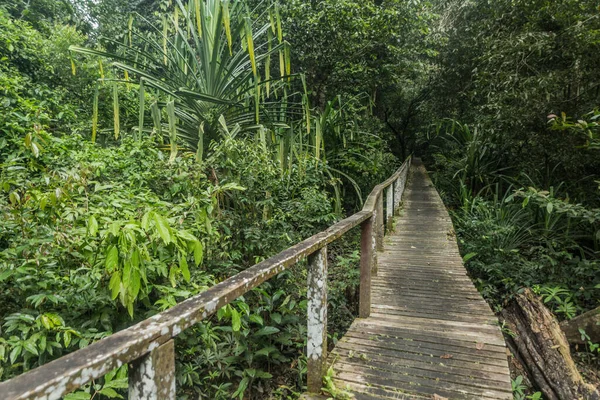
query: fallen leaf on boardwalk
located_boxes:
[432,395,448,400]
[440,354,453,359]
[411,246,416,249]
[476,342,485,350]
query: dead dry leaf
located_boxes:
[432,395,448,400]
[440,354,453,359]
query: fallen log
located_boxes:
[561,306,600,345]
[501,288,599,400]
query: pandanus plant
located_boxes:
[71,0,292,160]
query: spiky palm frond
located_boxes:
[71,0,292,152]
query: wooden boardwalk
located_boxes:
[328,160,512,399]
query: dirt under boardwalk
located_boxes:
[329,159,512,399]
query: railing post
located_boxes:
[307,246,328,394]
[394,176,401,210]
[386,185,394,230]
[359,214,374,318]
[376,193,384,253]
[129,340,176,400]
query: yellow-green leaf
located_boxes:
[109,271,121,300]
[180,256,190,282]
[193,240,203,266]
[153,213,172,244]
[231,307,241,332]
[244,17,257,78]
[105,246,119,272]
[88,215,99,236]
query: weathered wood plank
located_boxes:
[342,330,509,359]
[332,357,511,391]
[335,337,510,368]
[332,369,511,400]
[331,379,430,400]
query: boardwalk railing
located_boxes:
[0,157,411,399]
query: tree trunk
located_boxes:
[501,289,599,400]
[561,306,600,345]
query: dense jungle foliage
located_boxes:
[0,0,599,398]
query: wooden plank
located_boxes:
[370,302,494,317]
[368,308,497,325]
[347,320,507,348]
[335,336,510,369]
[342,330,509,360]
[332,369,511,400]
[331,379,430,400]
[332,357,511,391]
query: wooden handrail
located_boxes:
[0,156,411,399]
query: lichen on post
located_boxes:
[129,340,176,400]
[306,246,328,394]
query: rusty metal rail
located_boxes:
[0,157,411,399]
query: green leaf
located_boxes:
[255,346,276,357]
[180,256,190,282]
[23,341,39,356]
[193,241,203,266]
[63,392,91,400]
[270,313,282,324]
[9,191,20,206]
[64,331,72,348]
[249,314,263,325]
[153,213,171,244]
[113,82,120,139]
[0,269,13,282]
[105,246,119,272]
[9,345,22,364]
[103,377,129,389]
[232,377,249,400]
[463,252,477,262]
[254,326,279,336]
[231,307,241,332]
[88,215,99,237]
[167,100,177,163]
[546,202,553,214]
[109,272,121,300]
[99,388,122,399]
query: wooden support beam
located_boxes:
[307,247,328,394]
[129,340,176,400]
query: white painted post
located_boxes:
[386,185,393,230]
[394,176,401,210]
[129,340,176,400]
[306,246,328,393]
